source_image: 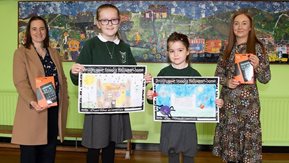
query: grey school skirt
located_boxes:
[81,113,132,149]
[160,122,198,157]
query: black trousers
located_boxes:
[20,107,58,163]
[87,141,116,163]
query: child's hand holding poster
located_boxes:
[35,76,58,108]
[234,53,254,84]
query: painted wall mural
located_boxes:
[18,1,289,63]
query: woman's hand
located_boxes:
[144,73,152,84]
[226,78,240,89]
[30,101,48,112]
[146,90,154,100]
[215,99,224,108]
[249,54,260,69]
[71,63,85,75]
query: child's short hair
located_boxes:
[167,32,190,63]
[167,32,190,50]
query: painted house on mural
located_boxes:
[202,39,222,62]
[74,11,94,32]
[205,40,222,54]
[144,5,168,19]
[189,38,205,54]
[276,44,289,63]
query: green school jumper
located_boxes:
[157,64,201,157]
[70,36,136,148]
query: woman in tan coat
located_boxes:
[12,16,69,163]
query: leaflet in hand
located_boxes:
[35,76,58,108]
[234,53,254,84]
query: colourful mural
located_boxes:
[18,1,289,63]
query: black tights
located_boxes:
[168,148,194,163]
[87,142,116,163]
[20,144,57,163]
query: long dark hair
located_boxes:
[24,16,49,49]
[223,11,266,60]
[167,32,190,64]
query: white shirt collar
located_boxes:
[97,33,120,45]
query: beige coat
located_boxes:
[11,46,69,145]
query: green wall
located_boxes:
[1,0,289,146]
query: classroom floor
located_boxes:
[1,146,289,163]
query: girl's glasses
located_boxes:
[98,19,120,25]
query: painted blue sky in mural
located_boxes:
[19,1,289,19]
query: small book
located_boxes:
[35,76,58,108]
[234,53,254,84]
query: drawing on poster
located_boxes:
[79,65,146,114]
[153,77,219,122]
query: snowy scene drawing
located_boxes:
[153,77,219,122]
[79,65,146,114]
[18,1,289,63]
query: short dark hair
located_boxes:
[24,16,49,49]
[167,32,190,63]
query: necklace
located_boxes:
[105,42,115,59]
[33,45,47,59]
